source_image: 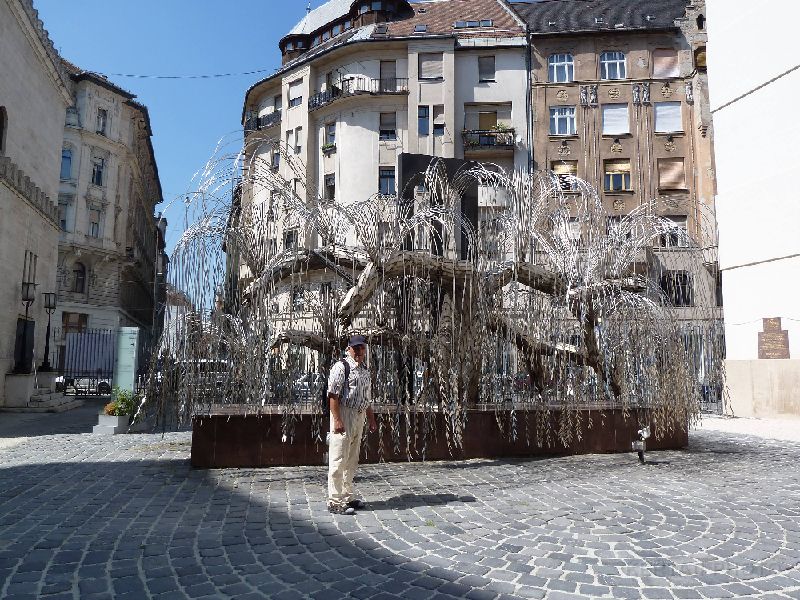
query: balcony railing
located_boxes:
[462,128,516,150]
[244,110,282,134]
[308,77,409,111]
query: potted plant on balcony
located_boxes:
[93,387,140,434]
[321,142,337,154]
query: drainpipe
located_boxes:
[525,34,534,174]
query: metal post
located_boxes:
[40,292,57,372]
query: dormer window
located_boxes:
[313,35,321,45]
[414,24,427,33]
[322,30,330,41]
[371,1,382,9]
[454,20,492,29]
[344,20,352,30]
[375,24,388,34]
[360,3,369,14]
[480,20,493,27]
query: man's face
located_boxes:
[348,344,366,365]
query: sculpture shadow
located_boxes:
[367,492,477,511]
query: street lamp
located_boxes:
[13,282,37,374]
[40,292,57,371]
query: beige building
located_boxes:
[53,63,168,367]
[238,0,528,342]
[0,0,72,406]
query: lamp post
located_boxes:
[13,282,36,374]
[40,292,57,371]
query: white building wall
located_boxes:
[707,0,800,415]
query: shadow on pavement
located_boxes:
[368,492,477,510]
[0,398,107,439]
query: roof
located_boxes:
[244,0,526,118]
[288,0,353,36]
[511,0,689,35]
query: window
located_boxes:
[58,198,68,231]
[478,56,496,82]
[659,215,689,248]
[0,106,7,154]
[654,102,682,133]
[312,35,321,46]
[322,30,330,42]
[72,262,86,293]
[379,167,396,195]
[274,94,283,112]
[380,60,397,88]
[332,24,342,36]
[600,51,626,80]
[288,79,303,107]
[480,20,493,27]
[653,49,679,78]
[294,127,303,154]
[291,286,305,310]
[603,159,631,191]
[324,174,336,200]
[344,20,352,30]
[62,312,88,334]
[283,228,299,250]
[372,0,382,9]
[548,53,574,83]
[552,161,577,191]
[88,209,101,238]
[606,216,631,239]
[414,24,427,33]
[660,271,693,306]
[96,108,108,135]
[360,3,369,14]
[658,157,686,190]
[91,156,105,186]
[379,112,397,140]
[601,104,629,135]
[418,106,430,136]
[549,106,576,135]
[419,53,443,80]
[60,147,72,180]
[479,111,497,130]
[271,151,280,170]
[433,105,445,136]
[325,122,336,145]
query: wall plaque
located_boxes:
[758,317,790,359]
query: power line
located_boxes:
[712,62,800,114]
[100,67,278,80]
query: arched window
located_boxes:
[548,53,574,83]
[0,106,7,154]
[696,14,705,30]
[60,147,72,180]
[72,262,86,293]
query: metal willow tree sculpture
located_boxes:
[153,138,724,455]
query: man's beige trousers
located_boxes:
[328,405,366,508]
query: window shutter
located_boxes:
[380,112,396,128]
[654,102,682,132]
[552,162,577,175]
[380,60,396,81]
[601,104,629,135]
[658,158,686,189]
[605,159,630,173]
[288,79,303,101]
[419,53,443,79]
[478,56,495,81]
[433,105,445,125]
[478,112,497,130]
[653,49,679,78]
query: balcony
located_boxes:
[244,110,282,134]
[462,129,516,157]
[308,77,409,112]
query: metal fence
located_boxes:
[47,327,154,396]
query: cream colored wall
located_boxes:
[454,46,529,171]
[726,360,800,418]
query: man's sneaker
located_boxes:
[328,504,356,515]
[347,499,366,510]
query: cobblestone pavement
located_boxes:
[0,413,798,599]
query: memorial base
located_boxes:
[191,408,688,468]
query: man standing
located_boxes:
[327,334,377,515]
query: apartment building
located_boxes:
[242,0,528,264]
[54,63,168,365]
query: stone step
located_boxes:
[0,396,85,413]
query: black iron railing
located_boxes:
[244,110,282,134]
[308,77,409,111]
[462,128,516,149]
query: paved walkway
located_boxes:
[0,409,798,599]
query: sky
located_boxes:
[34,0,323,254]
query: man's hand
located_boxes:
[333,416,345,434]
[366,406,377,433]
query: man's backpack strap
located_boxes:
[325,359,351,411]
